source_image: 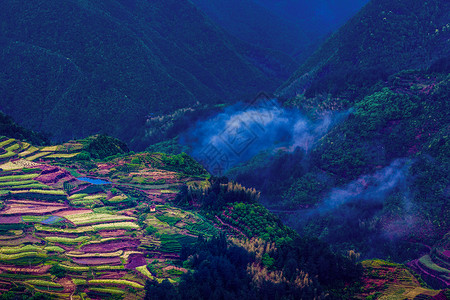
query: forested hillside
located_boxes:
[0,0,296,148]
[277,0,450,104]
[190,0,369,62]
[224,0,450,287]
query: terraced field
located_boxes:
[0,137,82,166]
[407,247,450,289]
[356,259,442,300]
[0,136,213,299]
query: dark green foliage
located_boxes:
[228,149,307,205]
[227,202,295,244]
[355,88,419,131]
[49,264,66,278]
[159,153,208,177]
[145,226,158,236]
[148,235,256,299]
[0,291,53,300]
[0,0,295,148]
[281,172,331,208]
[150,234,361,299]
[85,135,129,160]
[0,112,49,146]
[146,137,190,156]
[261,253,275,268]
[144,279,179,300]
[140,152,208,177]
[273,236,363,290]
[74,185,105,195]
[278,0,450,103]
[229,69,450,261]
[76,151,91,161]
[176,176,259,210]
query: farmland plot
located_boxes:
[0,137,219,299]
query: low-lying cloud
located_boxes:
[180,99,349,174]
[286,158,417,253]
[315,158,412,216]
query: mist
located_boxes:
[285,158,421,258]
[312,158,412,216]
[180,99,349,175]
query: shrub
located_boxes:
[49,264,67,278]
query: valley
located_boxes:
[0,0,448,299]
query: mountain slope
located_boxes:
[190,0,369,62]
[189,0,310,60]
[277,0,450,103]
[0,112,49,146]
[222,0,450,281]
[0,0,296,147]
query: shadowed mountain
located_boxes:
[0,0,296,148]
[190,0,369,62]
[277,0,450,104]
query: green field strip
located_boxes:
[80,238,124,247]
[36,221,139,233]
[5,143,20,152]
[18,146,39,157]
[0,245,42,254]
[0,173,40,181]
[72,278,87,285]
[91,222,139,231]
[68,194,88,200]
[35,224,93,234]
[40,146,59,152]
[70,199,99,205]
[92,206,116,214]
[66,250,123,258]
[0,273,51,281]
[136,265,156,280]
[44,246,65,253]
[0,180,38,186]
[61,264,90,272]
[0,151,16,159]
[0,139,15,148]
[106,195,128,203]
[0,251,47,260]
[44,236,90,244]
[88,287,125,295]
[27,189,65,195]
[26,152,52,161]
[87,279,144,289]
[83,194,107,200]
[8,189,64,195]
[91,265,125,271]
[65,213,135,225]
[25,279,62,288]
[3,183,52,190]
[419,255,450,274]
[155,214,182,227]
[46,153,81,158]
